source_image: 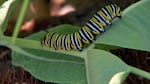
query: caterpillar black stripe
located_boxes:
[41,4,122,51]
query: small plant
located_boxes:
[0,0,150,84]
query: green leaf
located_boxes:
[109,72,129,84]
[46,24,80,34]
[12,46,87,84]
[11,24,88,83]
[94,44,120,51]
[26,24,80,41]
[95,0,150,52]
[85,49,129,84]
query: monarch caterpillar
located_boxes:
[41,4,122,51]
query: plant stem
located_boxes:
[0,27,2,36]
[3,36,86,58]
[128,65,150,79]
[4,35,40,49]
[11,0,29,44]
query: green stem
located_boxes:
[128,65,150,79]
[2,36,86,58]
[11,0,29,44]
[4,35,40,49]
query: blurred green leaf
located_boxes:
[86,49,129,84]
[95,0,150,52]
[0,0,5,6]
[0,0,19,33]
[46,24,80,34]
